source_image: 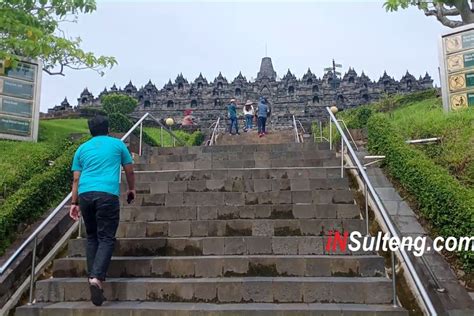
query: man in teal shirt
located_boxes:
[69,115,135,306]
[227,98,240,135]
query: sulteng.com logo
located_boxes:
[325,230,474,257]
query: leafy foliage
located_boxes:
[0,0,116,75]
[101,94,138,115]
[368,114,474,270]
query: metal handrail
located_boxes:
[314,120,329,143]
[147,114,186,147]
[295,119,306,134]
[208,117,221,146]
[326,107,436,315]
[0,112,163,305]
[337,119,359,151]
[297,120,306,143]
[292,115,300,143]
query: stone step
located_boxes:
[15,302,408,316]
[114,218,364,238]
[131,167,344,183]
[133,158,340,171]
[34,277,394,304]
[68,236,366,257]
[136,150,336,164]
[216,130,296,146]
[120,204,360,222]
[52,255,386,278]
[149,142,330,156]
[125,190,355,207]
[121,178,349,194]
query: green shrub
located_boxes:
[187,130,205,146]
[108,113,158,147]
[101,94,138,115]
[0,137,89,254]
[368,114,474,270]
[354,107,373,128]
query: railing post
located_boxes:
[28,236,37,305]
[340,136,344,178]
[160,127,163,147]
[365,181,369,236]
[391,250,398,307]
[329,118,332,150]
[319,121,323,143]
[139,122,143,156]
[77,216,82,239]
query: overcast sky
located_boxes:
[40,0,446,112]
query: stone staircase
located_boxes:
[217,129,295,145]
[16,136,407,315]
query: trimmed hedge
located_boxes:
[0,137,88,254]
[368,114,474,270]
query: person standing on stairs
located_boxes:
[257,96,269,137]
[69,115,136,307]
[227,98,240,135]
[243,100,255,132]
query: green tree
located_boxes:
[0,0,116,75]
[101,94,138,115]
[384,0,474,28]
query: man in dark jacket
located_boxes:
[257,97,270,137]
[69,115,135,306]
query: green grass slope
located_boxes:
[0,119,89,199]
[331,91,473,188]
[388,98,473,188]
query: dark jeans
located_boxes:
[244,115,253,129]
[229,117,239,134]
[258,117,267,134]
[79,191,120,281]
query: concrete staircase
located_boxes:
[16,136,407,315]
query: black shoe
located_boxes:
[90,283,106,306]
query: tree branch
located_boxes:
[422,3,464,28]
[43,63,65,76]
[452,0,474,23]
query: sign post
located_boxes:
[439,24,474,111]
[0,58,42,142]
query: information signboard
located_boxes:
[0,58,41,141]
[440,25,474,111]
